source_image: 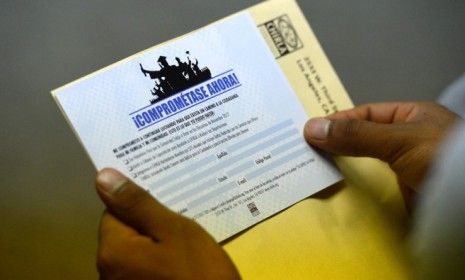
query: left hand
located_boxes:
[303,102,460,209]
[95,168,240,280]
[304,102,459,192]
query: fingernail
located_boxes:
[97,169,128,194]
[306,118,330,140]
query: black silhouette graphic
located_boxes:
[140,51,212,104]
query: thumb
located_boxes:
[95,168,178,241]
[304,117,409,163]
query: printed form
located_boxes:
[52,12,341,241]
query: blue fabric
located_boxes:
[412,119,465,277]
[438,73,465,118]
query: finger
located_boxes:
[328,102,418,123]
[304,117,412,163]
[99,211,139,245]
[97,211,163,278]
[95,168,178,240]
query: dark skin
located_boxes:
[96,169,240,280]
[305,102,459,191]
[304,102,459,208]
[96,102,460,279]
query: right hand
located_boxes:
[95,169,240,280]
[303,102,460,196]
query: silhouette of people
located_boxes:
[176,57,197,80]
[159,77,172,97]
[140,52,212,103]
[190,58,202,75]
[150,80,166,100]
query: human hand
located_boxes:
[304,102,459,193]
[95,168,240,280]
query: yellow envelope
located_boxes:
[223,0,411,278]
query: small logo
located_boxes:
[247,202,260,217]
[140,51,212,104]
[258,15,303,59]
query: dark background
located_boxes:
[1,0,464,278]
